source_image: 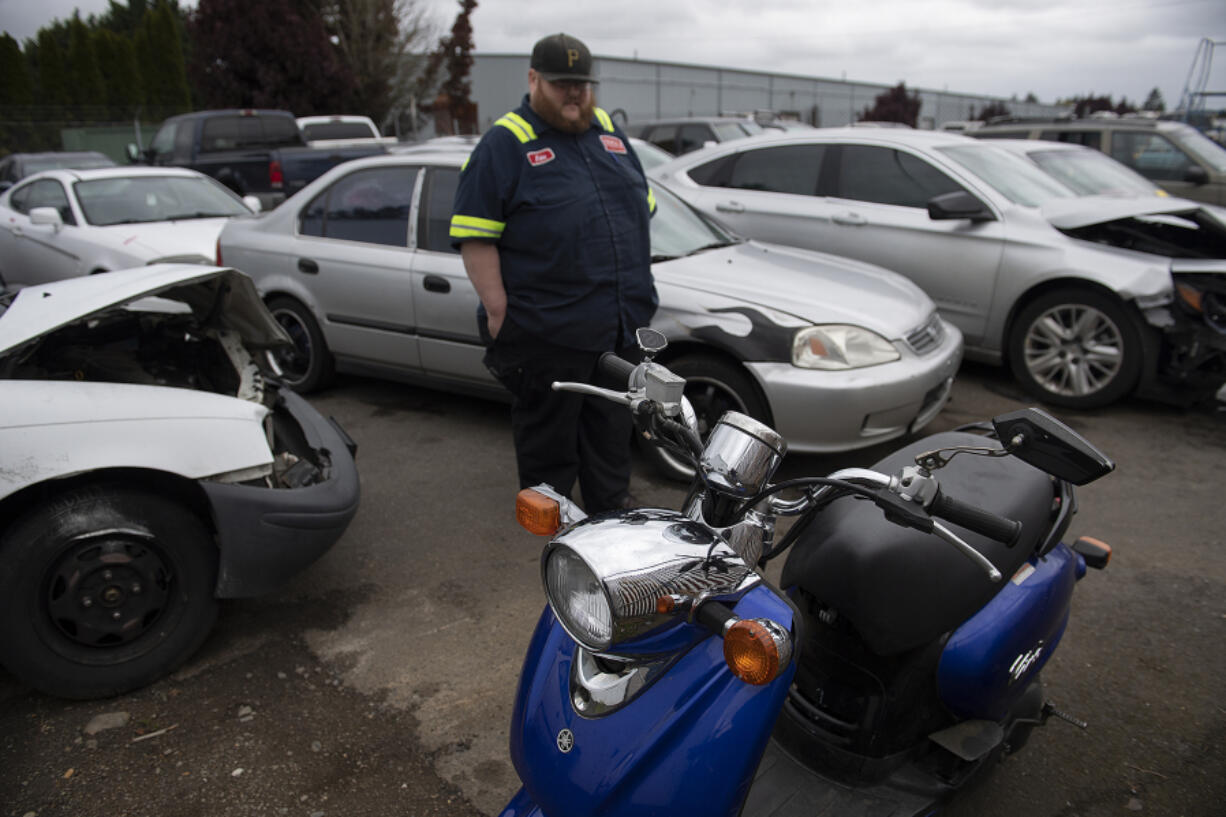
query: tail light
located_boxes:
[269,160,283,189]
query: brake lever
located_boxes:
[551,381,633,405]
[932,522,1003,582]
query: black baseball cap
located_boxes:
[530,33,599,84]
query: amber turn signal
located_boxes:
[723,619,782,686]
[516,489,561,535]
[1072,535,1112,569]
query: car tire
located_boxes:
[265,295,334,393]
[642,354,770,483]
[1008,288,1142,409]
[0,486,220,699]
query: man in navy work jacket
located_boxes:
[451,32,658,514]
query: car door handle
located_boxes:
[297,258,319,274]
[423,275,451,293]
[832,212,867,226]
[715,201,745,214]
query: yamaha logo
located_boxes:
[556,728,575,753]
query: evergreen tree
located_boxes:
[67,14,106,114]
[33,29,71,108]
[135,0,191,116]
[0,33,36,155]
[94,28,144,117]
[1143,87,1165,113]
[858,82,920,127]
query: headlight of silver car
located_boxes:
[792,325,900,370]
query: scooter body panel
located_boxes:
[506,585,797,817]
[938,543,1082,720]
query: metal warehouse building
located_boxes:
[463,53,1071,133]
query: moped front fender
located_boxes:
[502,585,797,817]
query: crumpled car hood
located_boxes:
[1041,194,1206,230]
[1048,197,1226,265]
[0,263,289,356]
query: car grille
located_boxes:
[905,314,945,355]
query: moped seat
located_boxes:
[781,431,1057,656]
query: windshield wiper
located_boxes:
[167,211,229,220]
[685,239,739,256]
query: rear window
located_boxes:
[1041,130,1102,149]
[201,115,303,152]
[302,121,377,141]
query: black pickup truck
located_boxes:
[127,109,388,209]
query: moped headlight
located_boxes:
[793,325,900,369]
[545,547,613,650]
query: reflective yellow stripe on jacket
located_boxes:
[494,112,538,144]
[449,214,505,241]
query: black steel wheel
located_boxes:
[1008,287,1142,409]
[642,354,770,483]
[0,486,219,699]
[265,295,334,393]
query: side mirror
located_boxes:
[992,408,1114,485]
[636,326,668,357]
[29,206,64,231]
[927,190,995,222]
[125,143,142,163]
[242,195,262,213]
[1184,164,1209,186]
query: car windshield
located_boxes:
[650,183,739,259]
[1170,127,1226,172]
[1024,148,1160,197]
[632,139,675,171]
[714,121,763,140]
[74,176,250,226]
[937,144,1075,206]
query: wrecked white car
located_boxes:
[0,264,360,699]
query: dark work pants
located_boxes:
[483,316,634,513]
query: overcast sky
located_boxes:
[2,0,1224,110]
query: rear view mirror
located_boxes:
[927,190,995,222]
[992,408,1114,485]
[1184,165,1209,186]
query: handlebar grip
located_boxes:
[695,599,738,635]
[598,352,637,388]
[929,489,1023,547]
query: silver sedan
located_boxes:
[651,128,1226,408]
[218,146,962,478]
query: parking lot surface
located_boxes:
[2,362,1223,817]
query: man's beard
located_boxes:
[531,88,596,134]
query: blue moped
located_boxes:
[500,329,1114,817]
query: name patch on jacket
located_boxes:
[600,135,627,154]
[527,148,556,166]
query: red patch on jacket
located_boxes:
[527,148,556,166]
[600,134,627,154]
